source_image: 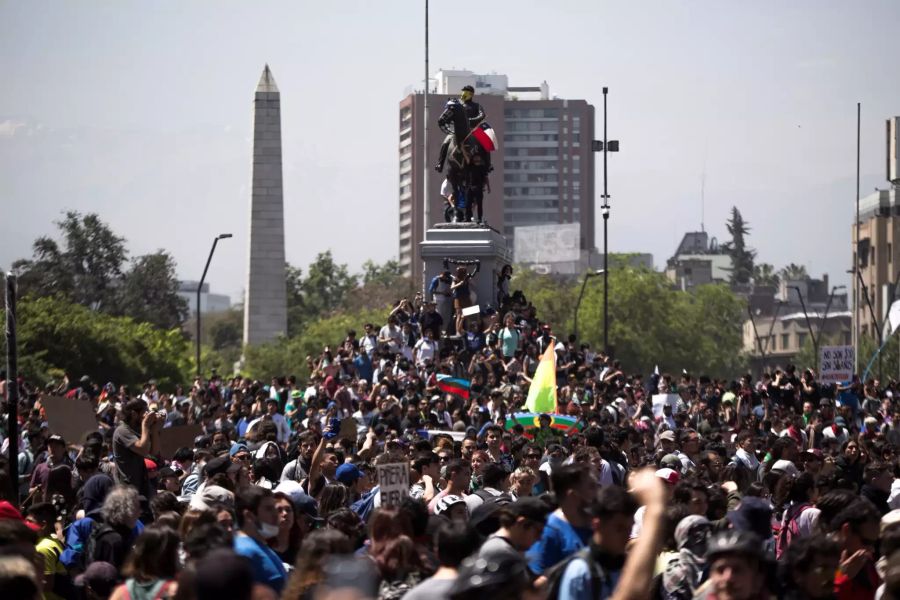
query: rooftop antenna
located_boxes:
[700,140,708,233]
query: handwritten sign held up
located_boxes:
[652,394,679,418]
[376,462,409,507]
[819,345,854,384]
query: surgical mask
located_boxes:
[257,518,280,539]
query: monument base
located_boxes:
[420,223,512,313]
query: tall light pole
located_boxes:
[5,272,19,505]
[422,0,430,295]
[854,102,861,374]
[574,269,604,342]
[592,87,619,355]
[819,285,847,348]
[196,233,232,379]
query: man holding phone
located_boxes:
[113,398,162,499]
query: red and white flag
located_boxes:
[471,122,498,152]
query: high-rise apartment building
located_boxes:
[398,70,595,288]
[853,117,900,338]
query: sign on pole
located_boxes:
[819,345,855,383]
[376,462,409,507]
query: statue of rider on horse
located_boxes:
[435,85,498,224]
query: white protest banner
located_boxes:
[461,305,480,317]
[819,345,855,384]
[376,462,409,507]
[652,394,679,418]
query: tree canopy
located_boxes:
[722,207,756,286]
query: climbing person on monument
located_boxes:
[435,85,489,173]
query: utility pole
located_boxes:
[422,0,430,295]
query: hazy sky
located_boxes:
[2,1,898,304]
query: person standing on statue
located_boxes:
[435,85,488,173]
[429,270,453,331]
[450,264,479,336]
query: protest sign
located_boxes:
[652,394,679,418]
[461,305,481,317]
[819,345,854,384]
[338,417,358,441]
[158,424,203,459]
[41,396,99,445]
[376,462,409,507]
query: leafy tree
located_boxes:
[302,251,357,315]
[286,264,307,337]
[113,251,188,329]
[779,263,809,282]
[721,207,756,286]
[361,259,403,286]
[1,295,190,388]
[753,263,780,287]
[208,308,243,351]
[14,211,127,310]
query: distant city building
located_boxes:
[852,117,900,338]
[399,69,595,289]
[742,273,850,376]
[514,223,651,274]
[665,231,732,290]
[177,281,231,316]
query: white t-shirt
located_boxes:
[414,338,437,366]
[378,324,402,353]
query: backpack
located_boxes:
[84,522,118,566]
[473,489,512,504]
[776,502,812,559]
[545,546,608,600]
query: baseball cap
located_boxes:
[229,442,249,458]
[204,455,238,478]
[157,466,183,479]
[274,480,324,522]
[707,530,765,562]
[48,434,66,445]
[189,485,235,511]
[659,431,676,443]
[659,454,683,471]
[74,561,118,595]
[434,494,467,516]
[655,468,681,485]
[770,460,800,477]
[335,463,363,486]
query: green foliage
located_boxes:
[12,211,188,328]
[753,263,780,287]
[2,295,190,388]
[510,266,747,377]
[112,251,188,329]
[243,306,388,380]
[779,263,809,282]
[722,207,756,286]
[285,251,358,336]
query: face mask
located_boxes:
[257,518,280,539]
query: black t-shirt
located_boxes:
[112,423,148,494]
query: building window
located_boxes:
[781,334,790,349]
[890,243,893,263]
[798,332,807,348]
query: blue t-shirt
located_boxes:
[234,533,288,593]
[527,512,592,575]
[558,556,620,600]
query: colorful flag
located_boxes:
[524,345,557,414]
[472,122,498,152]
[436,375,471,400]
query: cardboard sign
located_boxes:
[819,345,855,384]
[461,305,481,317]
[652,394,679,418]
[158,424,204,459]
[376,462,409,507]
[41,396,99,445]
[338,417,358,442]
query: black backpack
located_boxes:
[544,547,608,600]
[84,522,118,566]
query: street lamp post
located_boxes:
[790,285,818,364]
[574,269,605,342]
[196,233,232,379]
[592,87,619,355]
[819,285,847,349]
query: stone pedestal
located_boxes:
[420,223,512,312]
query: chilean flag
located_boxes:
[471,122,498,152]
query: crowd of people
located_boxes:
[2,284,900,600]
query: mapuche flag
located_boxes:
[436,375,471,400]
[524,345,558,414]
[471,122,498,152]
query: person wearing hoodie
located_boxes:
[861,462,893,516]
